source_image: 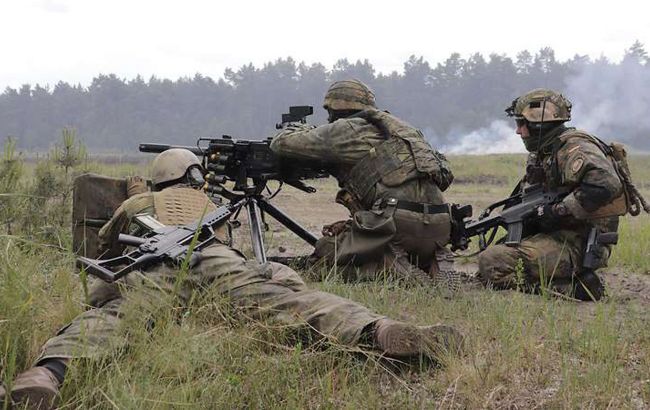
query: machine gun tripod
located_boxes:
[206,179,318,264]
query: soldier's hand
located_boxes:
[126,176,148,197]
[537,202,570,219]
[322,220,350,237]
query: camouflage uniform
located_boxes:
[271,109,454,283]
[479,90,625,295]
[36,186,386,362]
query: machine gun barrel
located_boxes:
[139,143,204,156]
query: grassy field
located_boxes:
[2,149,650,408]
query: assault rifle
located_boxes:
[77,201,239,282]
[451,184,567,251]
[451,183,619,270]
[139,106,328,263]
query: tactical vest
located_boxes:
[153,187,218,225]
[546,128,643,218]
[151,187,231,244]
[340,109,454,202]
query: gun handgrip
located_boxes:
[505,221,523,246]
[598,232,619,245]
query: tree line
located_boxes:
[2,42,648,152]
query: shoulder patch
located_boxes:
[571,157,585,174]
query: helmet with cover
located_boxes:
[151,148,203,188]
[505,88,572,123]
[323,79,376,111]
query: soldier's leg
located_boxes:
[197,247,463,360]
[310,216,436,284]
[311,209,396,264]
[227,262,464,359]
[478,233,578,290]
[36,271,181,364]
[392,208,451,269]
[1,281,130,408]
[310,226,394,282]
[196,246,380,343]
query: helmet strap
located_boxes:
[536,98,547,158]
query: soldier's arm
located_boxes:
[97,204,130,254]
[559,139,623,217]
[270,120,369,162]
[97,194,154,254]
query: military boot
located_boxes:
[0,367,59,410]
[574,271,605,301]
[372,319,464,362]
[550,271,605,301]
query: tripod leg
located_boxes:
[258,199,318,246]
[247,199,267,263]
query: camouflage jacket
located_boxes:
[270,113,449,213]
[525,126,623,230]
[98,186,226,253]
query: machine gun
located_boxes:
[450,184,567,252]
[77,201,239,282]
[139,106,329,263]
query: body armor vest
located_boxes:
[341,109,454,202]
[153,187,218,225]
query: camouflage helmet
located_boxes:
[151,148,202,187]
[505,88,572,123]
[323,79,376,111]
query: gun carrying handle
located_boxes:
[505,221,524,246]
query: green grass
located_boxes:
[448,154,526,186]
[609,214,650,273]
[2,152,650,408]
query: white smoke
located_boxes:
[438,120,526,154]
[565,60,650,150]
[427,59,650,154]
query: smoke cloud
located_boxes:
[565,60,650,150]
[439,60,650,154]
[435,120,526,154]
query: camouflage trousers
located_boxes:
[37,244,383,362]
[311,207,451,282]
[477,230,608,290]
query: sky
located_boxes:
[0,0,648,90]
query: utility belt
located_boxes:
[376,198,450,215]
